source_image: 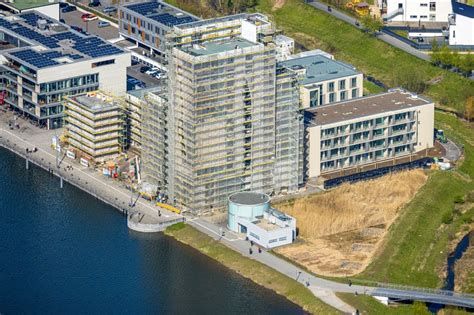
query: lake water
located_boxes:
[0,148,304,314]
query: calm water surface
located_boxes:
[0,148,304,314]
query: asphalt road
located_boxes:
[60,8,119,40]
[307,0,431,62]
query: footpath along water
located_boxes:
[0,147,305,314]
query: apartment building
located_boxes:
[0,12,130,129]
[118,1,197,57]
[384,0,452,22]
[279,54,363,109]
[148,13,302,213]
[305,89,434,179]
[274,34,294,61]
[64,92,125,163]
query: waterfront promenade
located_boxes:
[0,111,180,229]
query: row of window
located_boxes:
[121,12,166,35]
[327,77,358,92]
[39,74,99,93]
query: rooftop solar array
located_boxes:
[125,2,197,27]
[0,12,126,69]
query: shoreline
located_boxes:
[164,223,341,314]
[0,128,343,314]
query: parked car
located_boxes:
[98,21,110,28]
[59,2,68,8]
[145,68,160,75]
[139,66,151,73]
[59,18,65,23]
[71,25,83,33]
[88,1,101,7]
[82,13,98,22]
[61,5,76,13]
[103,6,117,14]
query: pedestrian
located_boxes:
[249,248,253,255]
[158,210,161,217]
[306,280,310,287]
[250,240,254,246]
[348,279,352,287]
[258,247,262,253]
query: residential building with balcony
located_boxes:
[279,54,363,109]
[305,89,434,180]
[0,11,130,129]
[64,92,125,163]
[383,0,452,22]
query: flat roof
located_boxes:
[305,89,432,126]
[0,12,126,70]
[70,93,120,112]
[229,192,270,206]
[180,37,257,56]
[0,0,54,11]
[279,54,359,85]
[122,1,197,27]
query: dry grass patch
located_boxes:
[275,170,428,276]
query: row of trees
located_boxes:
[431,42,474,77]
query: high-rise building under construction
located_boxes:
[141,14,303,214]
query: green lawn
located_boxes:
[337,293,431,314]
[363,79,386,95]
[254,0,474,114]
[360,111,474,287]
[164,224,340,314]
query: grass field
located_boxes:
[360,111,474,288]
[336,293,431,314]
[164,223,340,314]
[254,0,474,114]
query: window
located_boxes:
[329,92,335,103]
[279,236,287,241]
[351,77,357,88]
[339,79,346,90]
[352,88,358,98]
[430,2,436,11]
[328,81,335,92]
[92,59,115,68]
[249,232,260,240]
[269,238,278,243]
[410,15,418,19]
[310,89,319,107]
[420,3,428,6]
[420,15,428,19]
[340,91,346,101]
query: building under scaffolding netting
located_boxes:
[160,13,303,214]
[140,90,169,197]
[64,91,127,163]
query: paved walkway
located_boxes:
[0,113,180,225]
[188,217,364,313]
[307,0,430,61]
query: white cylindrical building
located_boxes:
[227,192,270,232]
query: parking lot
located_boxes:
[60,8,118,40]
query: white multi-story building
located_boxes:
[279,54,363,108]
[0,0,60,20]
[305,89,434,180]
[449,1,474,46]
[384,0,452,22]
[274,34,294,61]
[0,11,130,129]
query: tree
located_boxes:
[430,40,442,66]
[458,54,474,77]
[465,96,474,122]
[361,15,383,35]
[439,44,454,68]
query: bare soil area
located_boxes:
[274,170,428,277]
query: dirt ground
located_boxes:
[272,0,286,10]
[274,170,428,277]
